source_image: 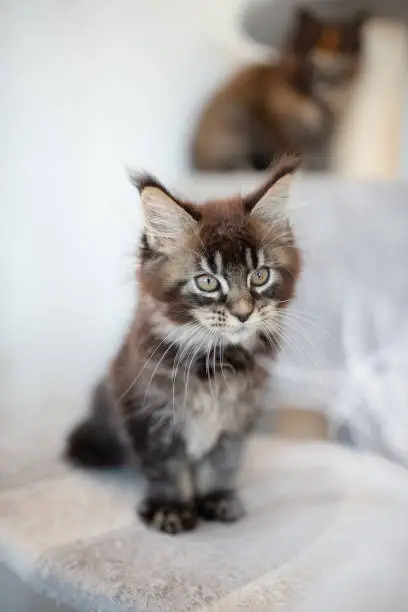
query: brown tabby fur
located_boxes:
[66,156,301,534]
[192,8,367,171]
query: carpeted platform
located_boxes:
[2,436,408,611]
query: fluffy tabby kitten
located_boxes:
[192,8,367,171]
[65,156,301,534]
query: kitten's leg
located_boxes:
[195,434,245,523]
[126,413,197,534]
[138,456,197,534]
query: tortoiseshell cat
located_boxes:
[66,157,301,534]
[192,8,367,171]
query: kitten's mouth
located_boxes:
[232,323,248,333]
[225,324,255,343]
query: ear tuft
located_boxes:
[244,154,300,231]
[129,171,174,199]
[244,154,300,210]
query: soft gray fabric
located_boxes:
[279,179,408,462]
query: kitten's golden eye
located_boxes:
[195,274,220,293]
[250,267,270,287]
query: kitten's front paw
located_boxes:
[197,490,245,523]
[138,498,198,534]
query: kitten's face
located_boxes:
[179,232,295,346]
[135,159,301,350]
[292,9,367,83]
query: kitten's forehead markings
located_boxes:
[200,257,213,274]
[214,251,223,276]
[199,253,229,294]
[257,249,265,268]
[245,248,253,270]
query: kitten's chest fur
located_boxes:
[134,343,269,462]
[181,368,262,460]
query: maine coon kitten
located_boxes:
[192,8,367,172]
[65,156,301,534]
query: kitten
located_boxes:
[191,8,367,172]
[65,156,301,534]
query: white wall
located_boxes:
[0,0,240,460]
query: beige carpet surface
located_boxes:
[2,436,408,612]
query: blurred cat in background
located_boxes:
[192,7,368,171]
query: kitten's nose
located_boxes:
[234,312,251,323]
[230,299,254,323]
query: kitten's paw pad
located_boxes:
[138,498,198,534]
[197,490,245,523]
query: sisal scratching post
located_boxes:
[331,18,408,179]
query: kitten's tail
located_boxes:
[65,381,127,469]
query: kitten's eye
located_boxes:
[250,267,270,287]
[195,274,220,293]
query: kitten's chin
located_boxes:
[222,326,256,346]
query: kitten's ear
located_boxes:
[290,8,320,57]
[296,7,318,27]
[244,156,299,229]
[248,175,292,227]
[353,9,369,29]
[132,174,197,252]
